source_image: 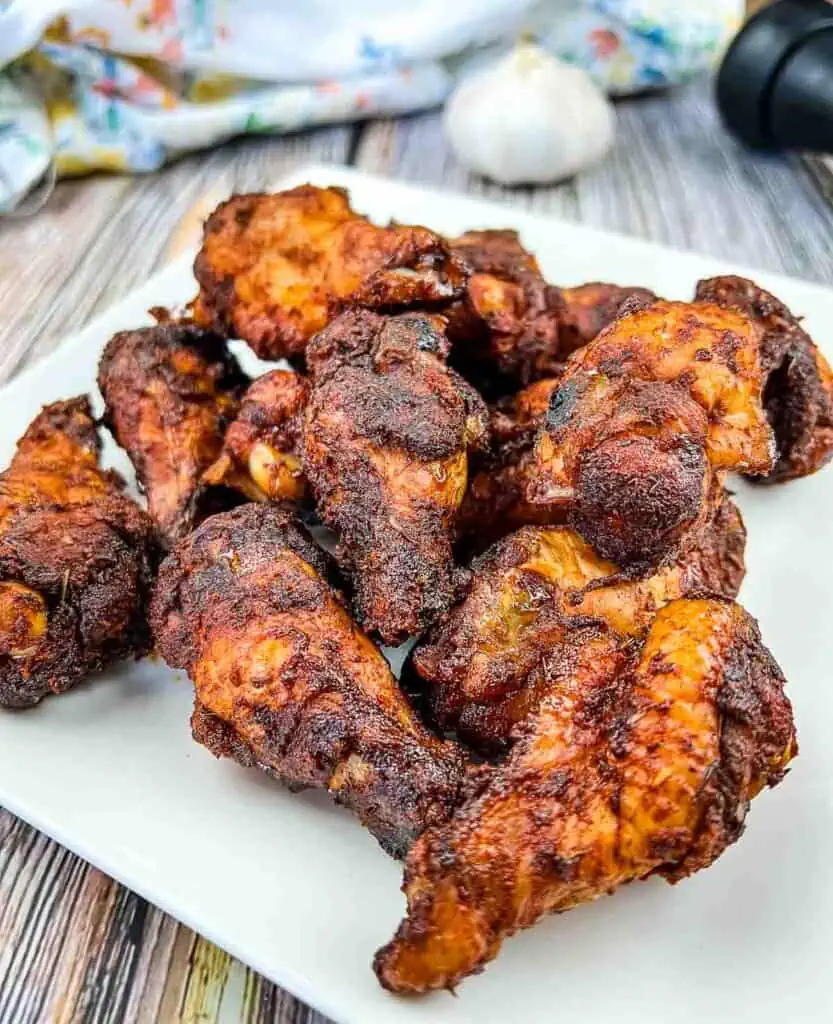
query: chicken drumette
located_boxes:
[695,275,833,482]
[303,310,488,645]
[446,229,654,393]
[150,503,466,858]
[193,186,467,361]
[457,378,562,550]
[202,369,309,505]
[445,229,565,391]
[98,323,248,547]
[0,398,157,708]
[410,492,746,753]
[523,299,774,567]
[376,598,796,992]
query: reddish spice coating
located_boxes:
[559,282,658,355]
[0,398,157,708]
[457,378,563,552]
[695,274,833,482]
[525,300,774,568]
[150,503,467,859]
[376,598,797,993]
[98,323,248,547]
[202,369,310,505]
[192,186,467,361]
[303,310,489,645]
[446,229,657,394]
[410,492,746,754]
[445,229,566,391]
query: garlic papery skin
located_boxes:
[444,42,616,186]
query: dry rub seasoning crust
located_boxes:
[98,322,248,547]
[526,299,775,568]
[376,598,796,993]
[303,309,488,645]
[410,492,746,753]
[446,229,657,394]
[559,282,658,355]
[446,229,566,391]
[193,186,467,361]
[696,275,833,483]
[202,368,310,505]
[0,397,157,708]
[458,377,563,551]
[150,503,467,859]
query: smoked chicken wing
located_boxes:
[411,492,746,753]
[446,229,656,392]
[303,310,488,645]
[376,598,796,992]
[193,186,467,361]
[559,282,658,355]
[526,300,774,567]
[98,323,248,547]
[457,378,562,550]
[695,275,833,482]
[202,369,309,505]
[0,398,157,707]
[150,503,466,858]
[446,230,565,391]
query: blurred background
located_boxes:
[0,1,780,212]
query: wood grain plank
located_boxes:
[0,127,354,387]
[0,178,133,387]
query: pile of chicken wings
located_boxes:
[3,184,830,993]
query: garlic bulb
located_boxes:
[445,42,616,186]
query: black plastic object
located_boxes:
[717,0,833,151]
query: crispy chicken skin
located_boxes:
[526,300,775,567]
[0,398,157,708]
[559,282,658,355]
[98,323,247,547]
[445,229,656,392]
[411,492,746,752]
[303,310,489,645]
[150,503,466,858]
[490,378,562,448]
[193,186,467,361]
[202,369,309,504]
[376,598,797,992]
[695,275,833,482]
[458,379,562,550]
[446,230,566,390]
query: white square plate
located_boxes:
[1,165,831,1024]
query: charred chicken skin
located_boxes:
[490,378,563,448]
[0,398,157,708]
[695,275,833,482]
[98,323,247,547]
[150,503,466,858]
[446,229,656,392]
[446,230,566,390]
[202,369,309,505]
[411,492,746,753]
[376,598,796,992]
[526,300,775,567]
[192,186,467,361]
[559,282,658,355]
[303,310,489,645]
[458,378,562,550]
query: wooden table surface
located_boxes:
[1,79,833,1024]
